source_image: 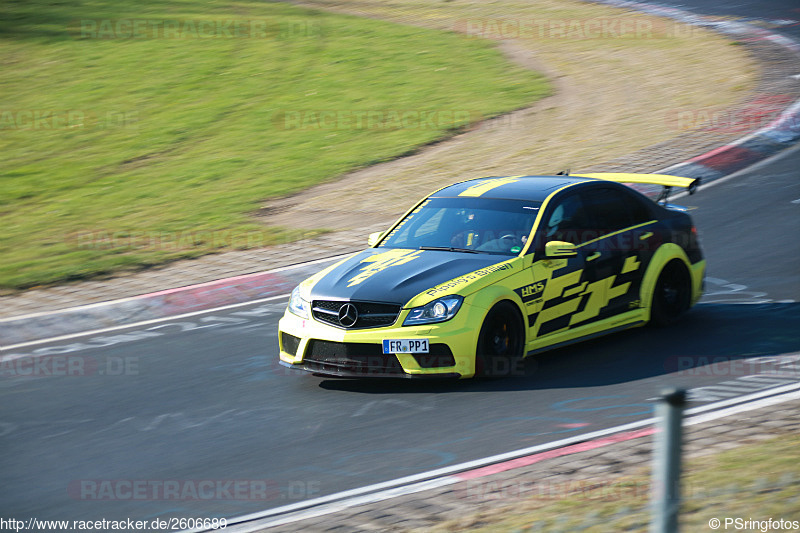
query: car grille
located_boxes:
[312,300,401,329]
[304,340,405,375]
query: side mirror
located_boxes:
[545,240,577,258]
[367,231,384,247]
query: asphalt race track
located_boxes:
[2,1,800,527]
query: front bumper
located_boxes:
[278,360,460,379]
[278,304,484,378]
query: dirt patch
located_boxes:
[263,0,757,231]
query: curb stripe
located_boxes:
[689,145,766,175]
[454,427,656,481]
[0,255,349,348]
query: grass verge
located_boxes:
[0,0,547,291]
[424,433,800,532]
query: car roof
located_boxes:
[431,175,595,202]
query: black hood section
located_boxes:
[309,248,506,305]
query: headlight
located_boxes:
[287,286,310,319]
[403,295,463,326]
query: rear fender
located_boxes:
[639,243,692,320]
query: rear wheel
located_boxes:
[475,301,524,377]
[649,260,691,327]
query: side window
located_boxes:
[582,187,635,235]
[622,190,653,226]
[543,193,594,245]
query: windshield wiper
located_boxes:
[419,246,485,254]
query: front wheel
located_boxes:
[475,301,525,377]
[649,260,692,327]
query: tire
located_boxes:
[475,301,525,377]
[649,260,692,327]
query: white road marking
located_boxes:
[0,294,289,353]
[668,139,800,200]
[700,276,772,304]
[352,397,437,417]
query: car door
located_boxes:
[524,191,605,339]
[581,186,657,316]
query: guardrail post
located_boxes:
[651,387,687,533]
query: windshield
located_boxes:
[380,197,541,255]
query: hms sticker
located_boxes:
[516,281,546,303]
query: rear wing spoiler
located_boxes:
[571,172,700,205]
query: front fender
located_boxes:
[465,284,528,349]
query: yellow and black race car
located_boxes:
[278,173,705,378]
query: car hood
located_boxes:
[308,248,508,306]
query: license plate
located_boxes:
[383,339,429,354]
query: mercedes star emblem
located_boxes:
[338,303,359,327]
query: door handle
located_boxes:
[639,231,654,241]
[586,251,602,262]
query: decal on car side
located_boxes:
[425,262,514,297]
[514,281,547,303]
[527,254,643,337]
